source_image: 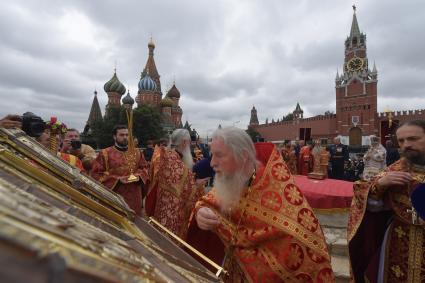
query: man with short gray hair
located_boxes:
[194,127,333,282]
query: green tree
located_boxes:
[132,105,164,146]
[90,106,126,149]
[90,105,164,149]
[246,127,262,142]
[282,112,294,121]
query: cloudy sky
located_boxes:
[1,0,424,138]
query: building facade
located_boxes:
[250,8,425,146]
[86,39,183,132]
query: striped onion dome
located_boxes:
[138,73,157,92]
[104,72,126,95]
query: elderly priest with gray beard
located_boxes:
[145,129,207,240]
[192,127,334,282]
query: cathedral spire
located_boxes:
[249,105,259,126]
[87,90,103,126]
[350,5,361,38]
[143,38,161,94]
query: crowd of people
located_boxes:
[1,113,424,282]
[278,135,403,182]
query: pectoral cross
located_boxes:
[406,207,419,225]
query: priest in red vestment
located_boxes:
[145,129,206,239]
[193,127,334,282]
[91,125,149,216]
[298,142,313,176]
[348,120,425,283]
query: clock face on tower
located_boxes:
[347,57,364,72]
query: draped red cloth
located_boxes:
[145,146,204,239]
[294,176,353,209]
[91,146,149,216]
[192,142,334,282]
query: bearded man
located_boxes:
[194,127,334,282]
[145,129,206,239]
[91,125,148,216]
[348,120,425,283]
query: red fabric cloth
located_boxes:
[298,146,312,175]
[254,142,274,165]
[192,142,334,282]
[294,175,353,209]
[91,146,149,216]
[145,146,204,239]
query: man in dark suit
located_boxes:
[330,137,349,180]
[385,140,400,166]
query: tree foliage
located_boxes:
[133,105,164,146]
[282,112,294,121]
[89,105,164,149]
[246,127,262,142]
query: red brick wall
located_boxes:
[254,116,337,142]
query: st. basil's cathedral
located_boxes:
[85,38,183,134]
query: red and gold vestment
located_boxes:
[195,143,334,282]
[348,159,425,283]
[91,146,149,216]
[298,146,312,176]
[281,148,298,175]
[145,146,204,239]
[57,152,85,172]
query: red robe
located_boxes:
[281,148,297,175]
[91,146,149,216]
[348,158,425,283]
[298,145,312,176]
[192,143,334,282]
[58,152,85,172]
[145,146,204,239]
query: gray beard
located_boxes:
[213,170,249,213]
[180,145,193,170]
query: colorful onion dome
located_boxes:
[167,83,180,98]
[122,91,134,105]
[138,73,157,92]
[104,72,126,95]
[160,97,174,107]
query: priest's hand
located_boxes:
[195,177,210,188]
[196,207,220,231]
[0,114,22,129]
[377,172,412,188]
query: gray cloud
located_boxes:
[0,0,424,136]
